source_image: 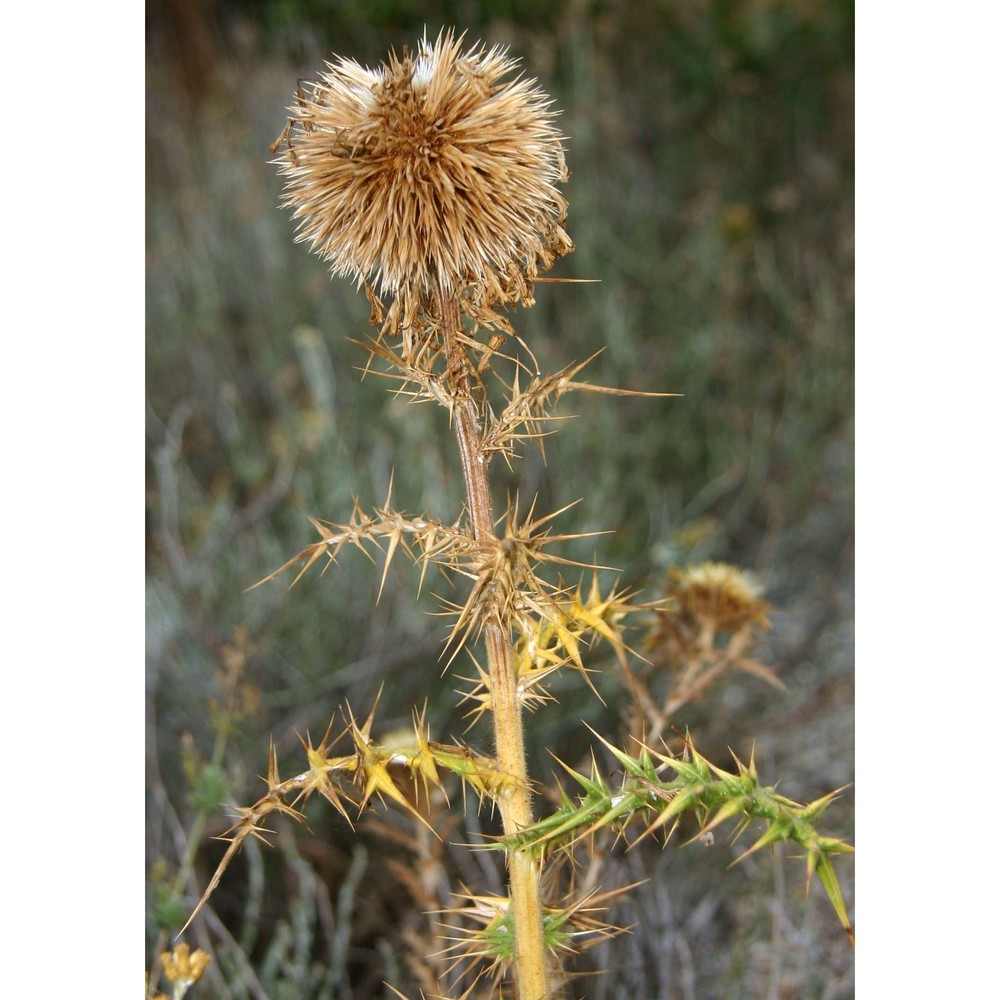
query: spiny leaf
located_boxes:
[508,734,852,938]
[812,849,855,943]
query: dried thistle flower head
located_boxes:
[275,30,572,302]
[669,561,771,633]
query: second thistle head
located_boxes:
[275,30,573,306]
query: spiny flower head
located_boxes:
[668,561,771,633]
[276,30,572,301]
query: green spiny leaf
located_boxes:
[813,849,854,943]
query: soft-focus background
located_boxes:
[146,1,853,996]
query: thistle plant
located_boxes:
[182,30,852,998]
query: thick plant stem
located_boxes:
[439,288,549,1000]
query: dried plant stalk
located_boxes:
[438,285,547,996]
[273,31,573,996]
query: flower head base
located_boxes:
[276,30,572,304]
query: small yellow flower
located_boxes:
[161,943,211,993]
[275,30,572,301]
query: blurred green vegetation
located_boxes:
[147,1,852,996]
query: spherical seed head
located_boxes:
[276,31,572,300]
